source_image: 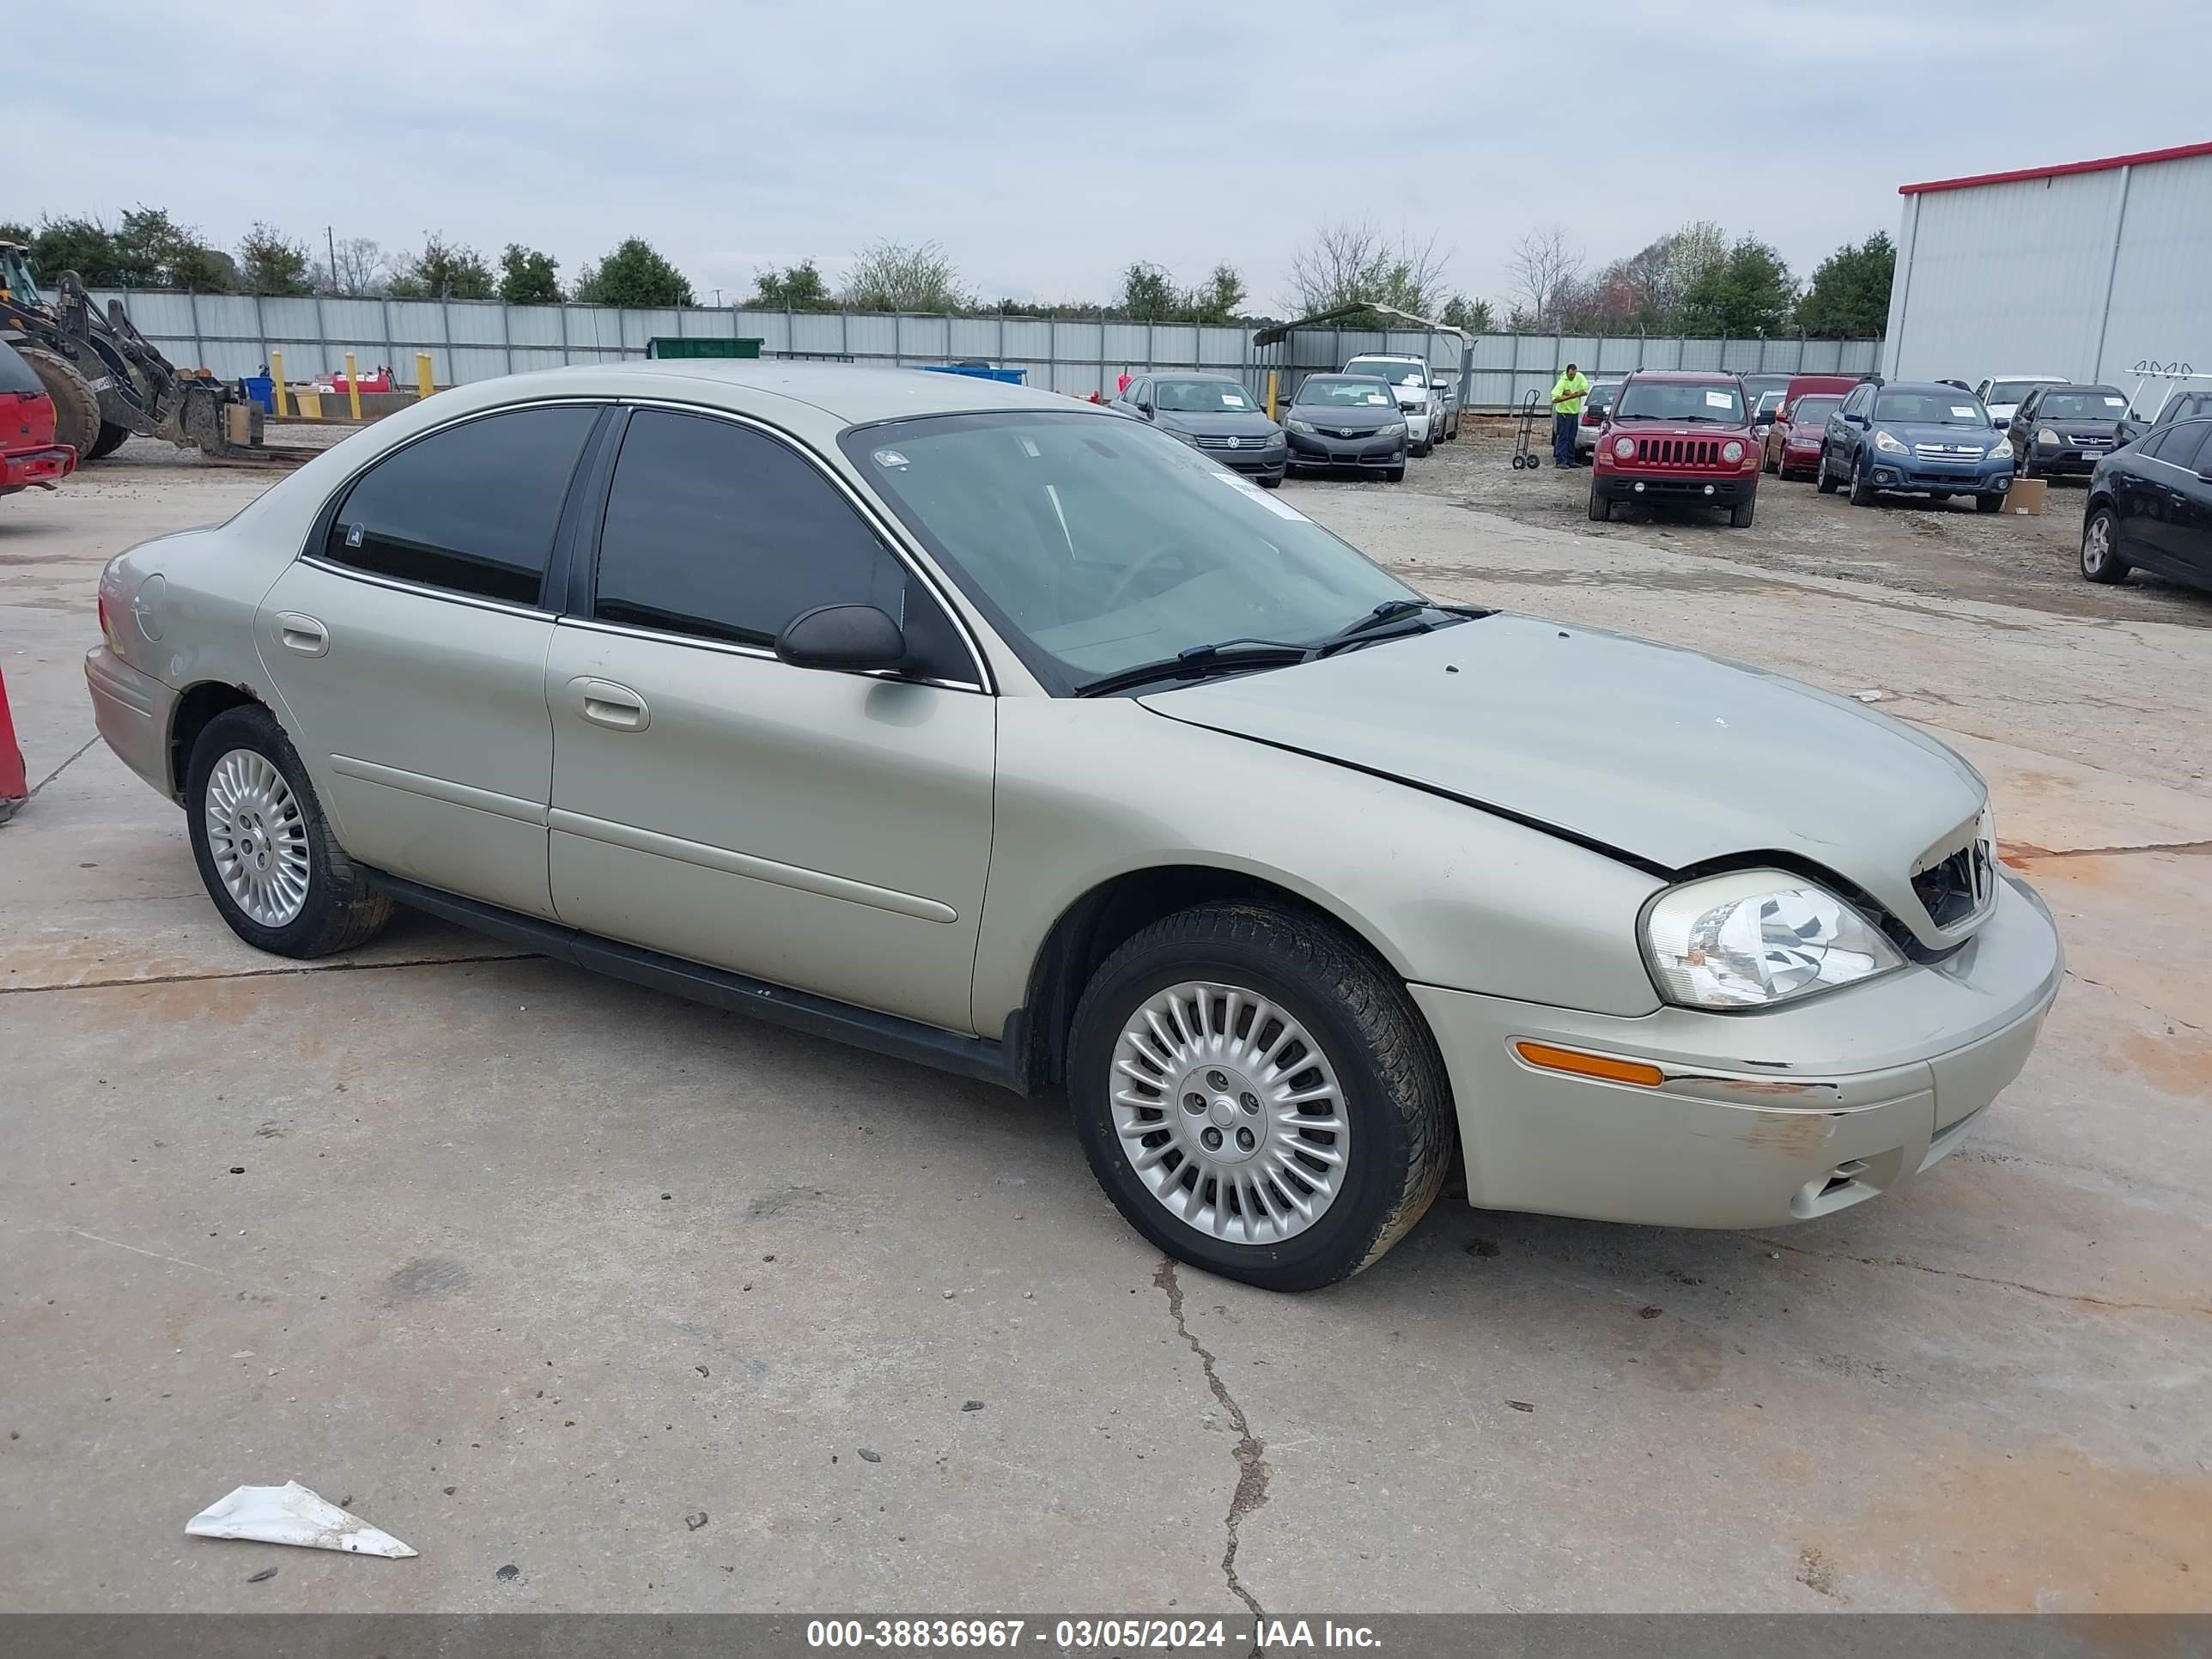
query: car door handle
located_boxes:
[276,613,329,657]
[571,677,649,732]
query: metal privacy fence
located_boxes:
[87,289,1881,412]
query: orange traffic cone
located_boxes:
[0,666,27,823]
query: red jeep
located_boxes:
[1588,370,1760,527]
[1,339,77,498]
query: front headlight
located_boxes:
[1990,437,2014,459]
[2039,428,2061,447]
[1166,428,1201,447]
[1379,421,1406,437]
[1286,418,1316,434]
[1873,428,1907,453]
[1722,441,1745,462]
[1641,870,1904,1010]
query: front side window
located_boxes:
[323,405,599,605]
[1614,381,1745,422]
[593,410,970,680]
[2155,422,2212,472]
[845,411,1420,690]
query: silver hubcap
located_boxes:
[2083,517,2110,573]
[204,748,311,927]
[1109,981,1350,1245]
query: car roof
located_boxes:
[1145,369,1242,381]
[1343,353,1424,362]
[1985,373,2069,381]
[1878,381,1983,395]
[1625,370,1740,384]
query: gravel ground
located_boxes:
[1297,416,2212,628]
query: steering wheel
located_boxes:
[1099,544,1193,611]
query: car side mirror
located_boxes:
[1136,401,1152,416]
[775,604,909,673]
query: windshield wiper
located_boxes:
[1073,640,1308,698]
[1310,599,1439,657]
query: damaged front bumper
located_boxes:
[1409,874,2063,1228]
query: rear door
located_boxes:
[544,406,995,1033]
[256,403,605,917]
[2145,421,2212,579]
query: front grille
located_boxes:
[1913,443,1984,459]
[1194,434,1269,451]
[2074,435,2113,449]
[1912,839,1996,929]
[1625,437,1729,467]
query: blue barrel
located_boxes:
[912,364,1027,385]
[240,375,275,414]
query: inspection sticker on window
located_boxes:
[1951,406,1978,419]
[872,447,911,471]
[2105,396,2128,409]
[1210,469,1309,521]
[1705,391,1733,409]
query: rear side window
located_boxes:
[323,405,599,605]
[592,410,971,681]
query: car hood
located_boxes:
[1138,616,1986,945]
[1158,409,1279,438]
[2039,418,2126,438]
[1291,404,1399,430]
[1880,422,1996,448]
[1611,420,1753,441]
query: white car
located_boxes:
[1342,355,1437,457]
[1975,374,2069,431]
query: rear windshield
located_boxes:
[1753,391,1786,416]
[1297,378,1395,408]
[1153,380,1255,413]
[2036,390,2130,421]
[1875,390,1989,425]
[1344,359,1426,388]
[1986,380,2058,404]
[0,341,43,397]
[1613,381,1744,422]
[1585,382,1619,410]
[1788,396,1842,424]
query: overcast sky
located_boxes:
[37,0,2210,313]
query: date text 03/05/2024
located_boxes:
[805,1619,1382,1650]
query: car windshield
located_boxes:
[1153,379,1255,414]
[1613,381,1744,421]
[1987,380,2057,404]
[1875,390,1989,425]
[1788,396,1842,425]
[2037,390,2130,421]
[1297,378,1395,408]
[845,411,1421,690]
[1345,360,1425,388]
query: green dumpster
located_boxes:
[647,337,763,360]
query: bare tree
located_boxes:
[1505,225,1585,330]
[313,236,392,297]
[1285,221,1453,321]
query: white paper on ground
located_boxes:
[185,1481,416,1558]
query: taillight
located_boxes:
[98,592,111,643]
[1581,409,1601,426]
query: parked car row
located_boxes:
[1108,353,1462,487]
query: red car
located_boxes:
[1763,391,1847,482]
[1,339,77,497]
[1587,370,1761,527]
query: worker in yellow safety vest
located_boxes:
[1549,363,1590,468]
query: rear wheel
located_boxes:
[18,344,100,458]
[1815,449,1839,494]
[185,704,394,958]
[86,421,132,460]
[2080,505,2130,583]
[1068,902,1454,1291]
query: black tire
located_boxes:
[19,344,100,458]
[2018,451,2037,483]
[1929,492,1952,504]
[1257,473,1282,489]
[1848,458,1878,507]
[1815,449,1839,494]
[1384,465,1405,483]
[1068,902,1454,1291]
[1975,492,2005,514]
[2080,505,2130,583]
[86,421,132,460]
[1587,481,1612,521]
[1762,447,1778,476]
[1729,495,1756,528]
[185,704,394,958]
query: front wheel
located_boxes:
[185,704,394,958]
[1729,495,1756,528]
[1069,903,1454,1291]
[1588,481,1612,521]
[1848,459,1878,507]
[1385,464,1405,483]
[1815,450,1839,494]
[1975,491,2005,514]
[1257,473,1283,489]
[2080,505,2130,583]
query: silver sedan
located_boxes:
[84,363,2063,1291]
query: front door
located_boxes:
[545,407,995,1034]
[255,403,605,917]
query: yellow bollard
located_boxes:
[270,350,289,419]
[344,352,362,422]
[1266,369,1279,422]
[416,353,434,399]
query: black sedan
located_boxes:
[2080,415,2212,595]
[2009,384,2139,482]
[1280,374,1409,482]
[1110,372,1287,485]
